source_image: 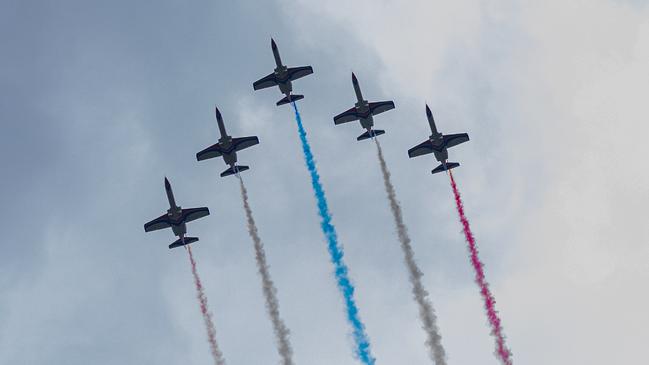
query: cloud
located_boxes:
[2,0,648,364]
[279,1,649,364]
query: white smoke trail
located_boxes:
[237,175,294,365]
[374,138,447,365]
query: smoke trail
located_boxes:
[186,245,227,365]
[373,138,447,364]
[448,170,512,365]
[291,102,375,365]
[237,175,294,365]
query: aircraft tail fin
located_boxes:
[432,162,460,174]
[220,165,249,177]
[169,236,199,249]
[357,129,385,141]
[277,94,304,106]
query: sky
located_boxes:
[1,0,648,364]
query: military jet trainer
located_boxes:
[333,73,395,141]
[196,107,259,177]
[253,38,313,106]
[408,105,470,174]
[144,178,210,249]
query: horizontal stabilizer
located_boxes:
[277,94,304,106]
[221,165,249,177]
[431,162,460,174]
[357,129,385,141]
[169,236,199,249]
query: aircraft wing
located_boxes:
[368,101,395,116]
[287,66,313,81]
[144,214,172,232]
[408,140,436,158]
[232,136,259,152]
[443,133,470,149]
[181,207,210,223]
[333,106,360,125]
[196,143,224,161]
[253,72,279,90]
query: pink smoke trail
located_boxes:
[187,245,226,365]
[448,170,512,365]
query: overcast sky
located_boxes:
[1,0,649,364]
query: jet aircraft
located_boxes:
[408,105,470,174]
[196,107,259,177]
[333,73,395,141]
[144,178,210,249]
[253,38,313,106]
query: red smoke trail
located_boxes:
[448,171,512,365]
[186,246,226,365]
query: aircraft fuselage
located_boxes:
[215,111,239,167]
[351,73,375,130]
[354,100,374,130]
[273,65,293,96]
[165,207,187,238]
[218,137,238,167]
[428,133,447,162]
[170,219,187,238]
[271,40,294,96]
[164,180,188,237]
[424,106,448,162]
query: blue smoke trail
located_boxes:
[291,102,375,365]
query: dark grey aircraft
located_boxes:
[144,178,210,249]
[196,107,259,177]
[408,105,470,174]
[253,38,313,106]
[333,73,395,141]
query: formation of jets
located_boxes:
[144,38,469,248]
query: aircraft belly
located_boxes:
[360,117,373,130]
[171,223,186,236]
[223,152,237,166]
[279,82,292,94]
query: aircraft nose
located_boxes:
[215,106,222,120]
[352,72,358,83]
[425,104,432,117]
[164,177,171,189]
[271,38,277,49]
